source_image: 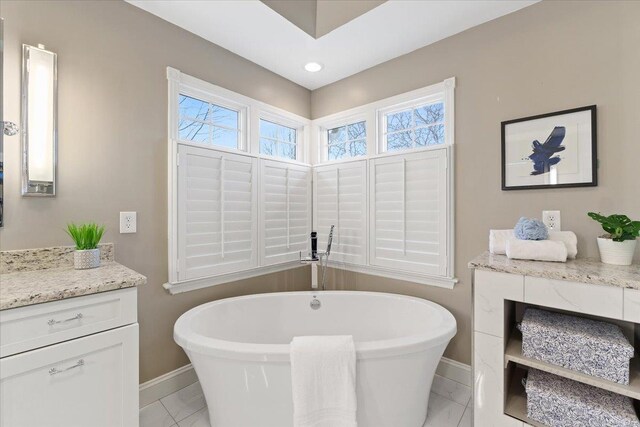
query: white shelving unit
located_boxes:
[470,260,640,427]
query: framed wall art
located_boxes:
[501,105,597,190]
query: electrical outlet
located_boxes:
[542,210,561,231]
[120,212,137,233]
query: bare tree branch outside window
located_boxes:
[385,102,445,151]
[260,119,297,160]
[327,121,367,160]
[178,94,240,148]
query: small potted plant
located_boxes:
[587,212,639,266]
[66,223,106,269]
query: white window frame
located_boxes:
[177,91,248,151]
[317,113,369,163]
[310,77,456,289]
[377,93,445,154]
[166,68,311,294]
[258,109,306,162]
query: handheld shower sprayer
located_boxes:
[325,225,334,257]
[300,225,335,291]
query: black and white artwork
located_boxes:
[501,105,597,190]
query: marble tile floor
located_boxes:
[140,374,472,427]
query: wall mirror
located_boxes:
[22,43,57,196]
[0,19,4,226]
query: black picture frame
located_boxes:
[501,105,597,191]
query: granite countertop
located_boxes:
[0,261,146,310]
[468,252,640,290]
[0,244,146,310]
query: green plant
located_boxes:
[587,212,640,242]
[66,223,105,250]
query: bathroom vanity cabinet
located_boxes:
[469,253,640,427]
[0,245,145,427]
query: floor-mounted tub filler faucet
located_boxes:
[300,225,334,291]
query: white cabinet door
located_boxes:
[0,324,138,427]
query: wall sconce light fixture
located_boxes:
[22,44,57,196]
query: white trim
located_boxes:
[139,356,471,408]
[139,363,198,408]
[164,262,307,295]
[436,356,472,388]
[328,261,457,289]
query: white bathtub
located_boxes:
[174,291,456,427]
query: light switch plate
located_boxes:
[542,210,561,231]
[120,212,137,233]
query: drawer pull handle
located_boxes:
[47,313,83,326]
[49,359,84,375]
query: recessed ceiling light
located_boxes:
[304,62,323,72]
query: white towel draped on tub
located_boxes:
[290,335,357,427]
[490,229,578,259]
[506,239,568,262]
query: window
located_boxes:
[327,121,367,160]
[168,68,311,294]
[313,161,367,265]
[177,145,258,280]
[178,94,241,149]
[168,68,454,293]
[312,77,455,287]
[260,119,297,160]
[260,160,312,265]
[383,101,444,152]
[369,150,448,276]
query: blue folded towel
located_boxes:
[514,217,548,240]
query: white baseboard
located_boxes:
[139,364,198,408]
[139,357,472,408]
[436,356,472,387]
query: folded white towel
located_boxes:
[291,335,357,427]
[489,229,514,255]
[490,229,578,259]
[549,231,578,259]
[506,239,568,262]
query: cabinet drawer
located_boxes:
[0,288,136,357]
[0,324,138,427]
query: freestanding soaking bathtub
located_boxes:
[174,291,457,427]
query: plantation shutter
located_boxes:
[369,149,447,276]
[313,160,367,265]
[260,159,312,265]
[177,145,257,280]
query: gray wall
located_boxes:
[313,0,640,364]
[0,0,311,382]
[1,0,638,380]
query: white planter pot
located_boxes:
[74,248,101,270]
[596,237,637,266]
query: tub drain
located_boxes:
[310,299,321,310]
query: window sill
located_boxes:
[163,261,306,295]
[326,261,458,289]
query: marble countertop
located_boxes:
[468,252,640,290]
[0,261,147,310]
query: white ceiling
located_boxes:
[127,0,538,90]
